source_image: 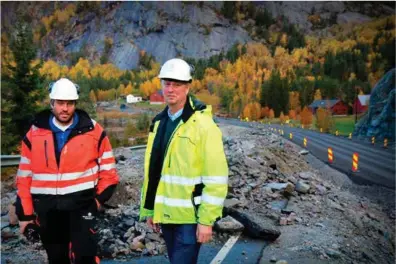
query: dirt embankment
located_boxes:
[1,124,394,264]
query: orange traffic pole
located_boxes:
[328,147,333,164]
[303,137,307,148]
[352,153,359,172]
[384,138,388,148]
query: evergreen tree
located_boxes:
[221,1,236,21]
[1,20,46,153]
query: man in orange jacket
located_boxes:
[16,78,119,264]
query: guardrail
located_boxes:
[1,155,21,167]
[1,145,147,168]
[129,145,146,151]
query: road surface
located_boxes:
[101,235,267,264]
[218,118,395,189]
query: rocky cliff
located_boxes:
[354,68,395,141]
[1,1,394,70]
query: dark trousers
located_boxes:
[37,206,99,264]
[161,224,201,264]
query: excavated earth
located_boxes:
[1,123,394,264]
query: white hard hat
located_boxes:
[49,78,79,100]
[158,58,192,82]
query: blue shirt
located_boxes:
[49,113,79,154]
[167,108,183,121]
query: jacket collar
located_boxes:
[154,95,206,123]
[33,109,93,131]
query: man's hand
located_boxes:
[19,220,34,234]
[196,224,212,243]
[146,217,160,232]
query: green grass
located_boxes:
[332,116,357,136]
[135,101,165,111]
[265,115,358,137]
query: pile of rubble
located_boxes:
[1,124,394,264]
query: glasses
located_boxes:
[161,80,187,89]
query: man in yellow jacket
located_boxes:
[139,58,229,264]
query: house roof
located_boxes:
[358,95,370,106]
[309,99,340,108]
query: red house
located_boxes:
[309,99,348,115]
[352,95,370,114]
[150,90,165,104]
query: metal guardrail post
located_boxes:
[1,155,21,167]
[129,145,147,151]
[1,145,147,167]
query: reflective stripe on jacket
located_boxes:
[16,109,119,220]
[139,96,228,226]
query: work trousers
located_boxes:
[37,206,99,264]
[161,224,201,264]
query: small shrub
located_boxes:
[136,113,150,132]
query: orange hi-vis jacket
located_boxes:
[16,109,119,221]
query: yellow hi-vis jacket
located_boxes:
[139,96,228,226]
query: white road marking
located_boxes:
[210,232,241,264]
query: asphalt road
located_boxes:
[218,118,395,189]
[101,236,266,264]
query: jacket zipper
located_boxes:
[165,122,182,168]
[44,140,49,167]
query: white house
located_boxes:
[126,94,142,103]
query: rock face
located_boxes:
[2,2,394,70]
[354,69,395,141]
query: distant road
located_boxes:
[217,118,395,189]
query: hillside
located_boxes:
[1,1,395,153]
[1,1,394,69]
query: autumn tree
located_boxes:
[242,102,261,120]
[269,108,275,119]
[314,89,322,100]
[289,109,297,120]
[279,111,288,123]
[316,107,334,132]
[300,106,313,126]
[89,90,97,103]
[261,106,270,118]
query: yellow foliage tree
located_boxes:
[314,89,322,100]
[261,106,270,118]
[40,60,67,80]
[289,109,297,120]
[190,79,203,93]
[124,82,133,95]
[89,90,97,103]
[300,106,313,126]
[117,84,125,96]
[196,90,220,110]
[139,78,160,98]
[280,33,288,47]
[316,107,334,132]
[69,58,91,79]
[91,63,124,80]
[279,111,286,123]
[269,108,275,119]
[289,91,300,111]
[242,102,261,121]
